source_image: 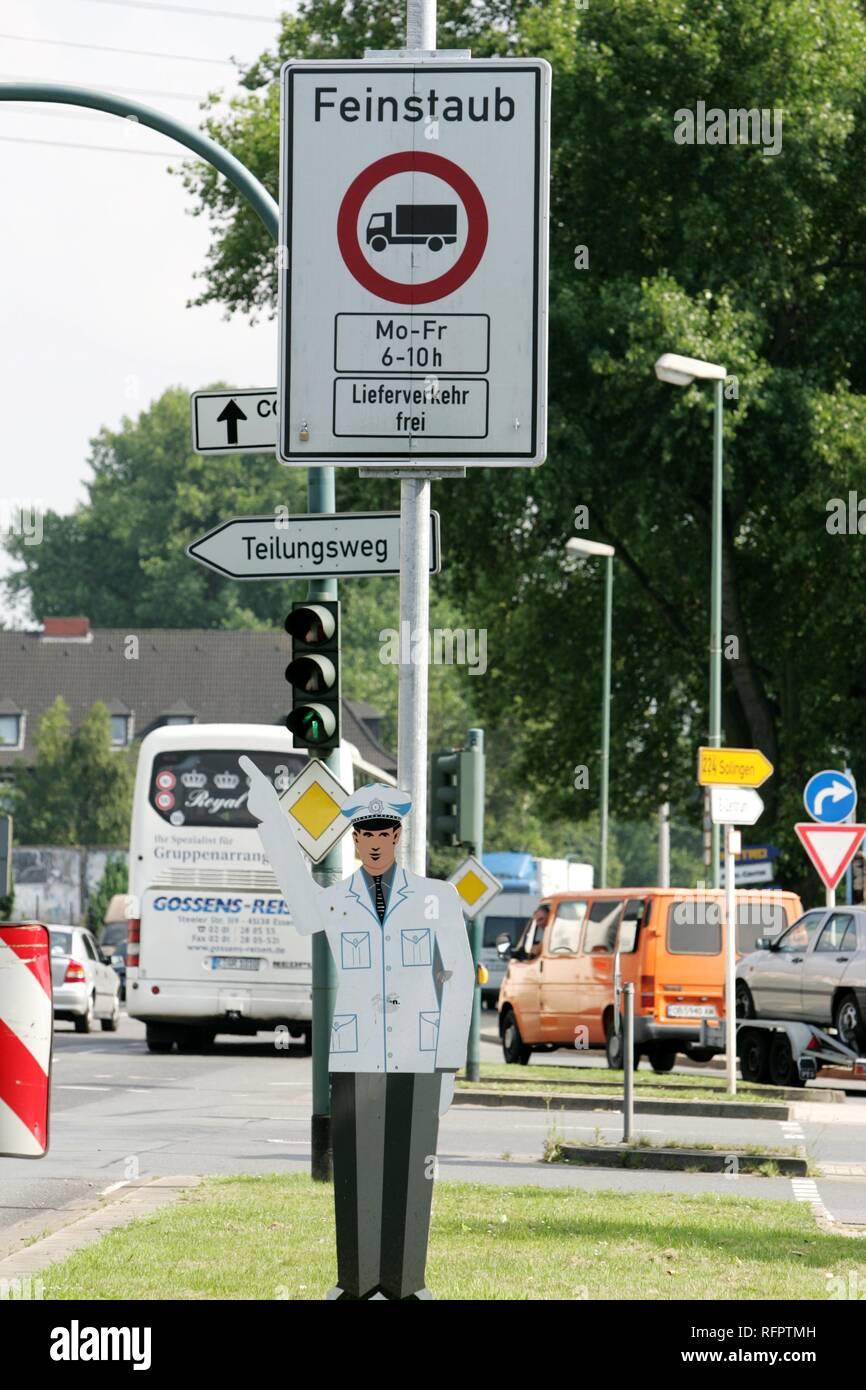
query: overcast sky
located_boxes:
[0,0,290,622]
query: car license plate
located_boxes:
[211,956,260,972]
[667,1003,717,1019]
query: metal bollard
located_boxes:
[623,982,634,1144]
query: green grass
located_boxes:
[37,1175,866,1301]
[457,1062,788,1103]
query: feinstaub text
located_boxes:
[314,86,517,124]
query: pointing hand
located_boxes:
[239,755,282,822]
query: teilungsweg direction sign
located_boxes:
[191,388,277,455]
[803,769,857,824]
[187,510,441,580]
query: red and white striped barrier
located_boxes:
[0,924,52,1158]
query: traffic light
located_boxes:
[284,600,341,755]
[430,729,485,851]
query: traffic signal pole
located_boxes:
[0,83,340,1180]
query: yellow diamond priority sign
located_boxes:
[448,855,503,920]
[278,757,351,863]
[697,746,774,789]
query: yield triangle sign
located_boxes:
[794,823,866,890]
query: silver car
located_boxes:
[736,906,866,1049]
[49,926,121,1034]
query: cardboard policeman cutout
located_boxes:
[240,757,474,1300]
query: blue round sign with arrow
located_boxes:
[803,769,857,824]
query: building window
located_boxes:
[164,715,195,726]
[110,715,130,747]
[0,715,22,749]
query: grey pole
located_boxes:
[397,0,437,873]
[709,379,724,888]
[464,727,484,1082]
[0,83,343,1175]
[658,802,670,888]
[599,551,613,888]
[622,982,634,1143]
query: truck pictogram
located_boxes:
[366,204,458,253]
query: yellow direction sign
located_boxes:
[447,855,503,920]
[697,746,773,789]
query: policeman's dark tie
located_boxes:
[373,874,387,923]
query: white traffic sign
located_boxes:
[187,510,441,580]
[191,389,277,455]
[277,58,550,467]
[794,822,866,891]
[709,786,764,826]
[447,855,503,920]
[276,757,351,864]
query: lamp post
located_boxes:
[566,538,615,888]
[654,352,726,890]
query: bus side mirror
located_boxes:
[0,923,52,1158]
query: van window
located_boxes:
[581,899,624,955]
[736,901,789,954]
[617,899,647,954]
[518,904,550,959]
[483,915,528,949]
[547,900,587,954]
[667,901,722,955]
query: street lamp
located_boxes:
[654,352,727,890]
[566,537,615,888]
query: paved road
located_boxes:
[2,1015,865,1240]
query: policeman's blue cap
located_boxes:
[341,783,412,824]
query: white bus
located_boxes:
[126,724,357,1053]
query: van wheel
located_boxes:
[739,1028,770,1084]
[768,1033,804,1088]
[605,1028,641,1071]
[74,994,95,1034]
[834,993,866,1052]
[501,1010,532,1065]
[649,1047,677,1073]
[735,982,754,1019]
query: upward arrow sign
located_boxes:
[216,397,248,446]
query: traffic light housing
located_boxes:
[430,731,484,851]
[284,600,341,755]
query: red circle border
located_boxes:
[337,150,488,305]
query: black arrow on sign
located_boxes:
[216,397,248,446]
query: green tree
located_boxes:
[86,855,129,937]
[13,699,134,847]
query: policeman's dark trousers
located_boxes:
[330,1071,442,1300]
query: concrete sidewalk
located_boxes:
[0,1176,200,1291]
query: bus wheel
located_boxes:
[501,1010,532,1065]
[768,1032,805,1088]
[739,1028,769,1084]
[146,1025,173,1054]
[649,1047,677,1073]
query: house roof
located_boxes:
[0,627,397,778]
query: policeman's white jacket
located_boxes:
[255,807,474,1075]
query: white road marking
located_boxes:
[56,1084,111,1092]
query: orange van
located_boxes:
[496,887,803,1070]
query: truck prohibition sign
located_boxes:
[366,204,458,253]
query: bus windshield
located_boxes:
[149,749,304,829]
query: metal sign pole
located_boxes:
[724,824,738,1095]
[396,0,437,873]
[622,982,634,1143]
